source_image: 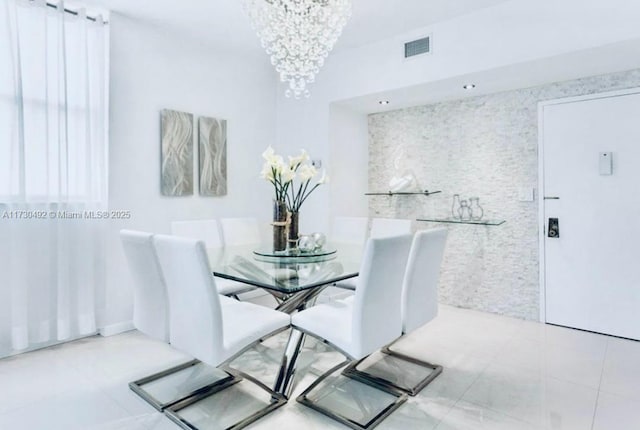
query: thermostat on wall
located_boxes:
[599,152,612,176]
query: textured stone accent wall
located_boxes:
[368,69,640,320]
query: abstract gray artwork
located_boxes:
[161,109,193,196]
[198,116,227,196]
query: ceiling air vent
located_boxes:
[404,36,431,58]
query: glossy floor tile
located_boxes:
[0,304,638,430]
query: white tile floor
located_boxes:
[1,304,639,430]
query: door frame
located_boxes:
[537,87,640,323]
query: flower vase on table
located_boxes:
[260,146,328,252]
[272,199,287,251]
[287,211,299,249]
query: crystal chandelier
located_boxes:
[243,0,352,99]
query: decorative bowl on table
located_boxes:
[297,235,316,253]
[311,232,326,250]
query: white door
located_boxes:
[542,90,640,340]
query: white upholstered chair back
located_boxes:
[171,220,222,249]
[153,235,225,365]
[220,217,261,246]
[401,228,448,334]
[120,230,169,342]
[370,218,412,238]
[351,234,413,358]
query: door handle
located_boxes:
[544,196,560,200]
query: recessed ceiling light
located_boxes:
[463,84,476,90]
[378,100,390,105]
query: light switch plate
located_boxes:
[599,152,612,175]
[518,187,535,202]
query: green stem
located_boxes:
[297,183,320,209]
[297,180,311,211]
[294,181,306,211]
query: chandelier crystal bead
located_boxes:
[243,0,352,99]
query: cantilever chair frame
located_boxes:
[342,335,443,396]
[164,363,288,430]
[129,325,289,417]
[292,325,408,430]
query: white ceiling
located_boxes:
[337,38,640,114]
[83,0,510,54]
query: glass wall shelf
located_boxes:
[365,190,441,196]
[417,218,506,226]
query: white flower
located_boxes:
[259,147,325,212]
[298,164,317,181]
[262,146,277,163]
[288,149,309,168]
[280,166,296,183]
[272,155,286,173]
[318,169,329,184]
[260,161,275,182]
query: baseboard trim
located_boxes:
[99,321,135,337]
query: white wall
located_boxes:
[101,14,277,331]
[275,0,640,229]
[328,105,368,223]
[368,69,640,320]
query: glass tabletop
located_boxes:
[208,242,361,294]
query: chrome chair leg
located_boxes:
[297,360,407,430]
[342,341,443,396]
[129,359,236,411]
[130,327,289,413]
[137,326,289,429]
[165,367,287,430]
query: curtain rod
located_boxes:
[42,1,109,24]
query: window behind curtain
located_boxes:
[0,1,108,204]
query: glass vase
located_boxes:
[452,194,461,219]
[458,200,472,220]
[272,199,287,251]
[469,197,484,221]
[288,211,299,249]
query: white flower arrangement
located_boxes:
[261,146,328,212]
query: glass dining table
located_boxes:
[208,242,362,397]
[208,242,361,314]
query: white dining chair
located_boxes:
[153,235,291,429]
[121,230,170,342]
[220,217,262,246]
[334,217,412,291]
[344,228,448,396]
[290,234,413,429]
[171,219,256,297]
[121,230,201,411]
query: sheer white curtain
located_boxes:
[0,0,109,357]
